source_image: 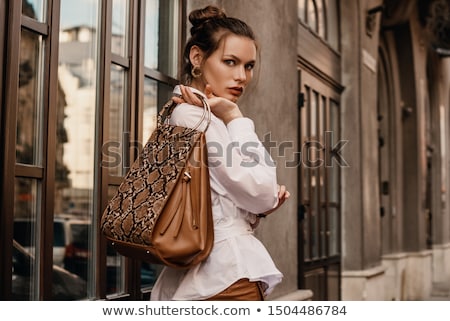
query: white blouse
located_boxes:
[150,86,283,300]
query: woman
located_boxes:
[150,5,290,301]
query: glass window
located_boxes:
[316,0,325,39]
[22,0,45,22]
[298,0,307,22]
[300,77,340,264]
[109,64,127,176]
[328,207,339,256]
[325,0,339,50]
[299,0,340,51]
[142,78,158,142]
[55,0,100,300]
[145,0,180,78]
[302,87,310,200]
[106,185,125,296]
[17,28,44,166]
[13,178,40,300]
[112,0,129,57]
[307,0,317,32]
[141,79,181,145]
[144,1,159,70]
[328,99,340,203]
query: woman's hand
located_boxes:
[261,185,290,217]
[173,85,243,124]
[250,185,290,229]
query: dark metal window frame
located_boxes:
[1,0,185,300]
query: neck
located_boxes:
[190,79,206,93]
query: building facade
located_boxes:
[1,0,449,300]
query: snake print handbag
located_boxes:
[101,95,213,269]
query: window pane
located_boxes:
[17,29,44,165]
[56,0,100,300]
[109,64,127,176]
[13,178,40,300]
[142,79,174,145]
[298,0,307,22]
[145,0,180,78]
[311,169,319,259]
[320,206,327,257]
[317,0,325,39]
[325,0,339,50]
[303,214,310,260]
[112,0,129,57]
[301,87,310,201]
[143,78,158,141]
[22,0,45,22]
[106,185,125,296]
[328,99,339,203]
[328,207,339,256]
[310,90,318,139]
[144,0,159,69]
[307,0,317,32]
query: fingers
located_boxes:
[277,185,290,200]
[172,96,184,104]
[179,85,203,107]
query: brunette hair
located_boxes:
[181,5,257,84]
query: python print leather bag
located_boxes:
[101,96,213,269]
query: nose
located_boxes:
[235,66,247,82]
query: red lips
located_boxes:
[228,87,243,96]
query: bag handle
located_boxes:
[158,93,211,133]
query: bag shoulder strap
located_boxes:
[157,94,211,133]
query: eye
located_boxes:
[224,59,236,66]
[245,63,255,71]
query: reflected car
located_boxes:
[65,225,157,293]
[13,218,68,267]
[12,240,87,300]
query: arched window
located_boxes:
[298,0,339,51]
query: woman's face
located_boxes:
[197,35,257,103]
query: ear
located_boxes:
[189,45,204,66]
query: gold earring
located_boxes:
[191,66,202,78]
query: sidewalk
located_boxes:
[427,282,450,301]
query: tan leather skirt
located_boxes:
[204,278,265,301]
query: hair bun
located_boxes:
[189,5,227,35]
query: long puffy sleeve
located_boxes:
[169,101,278,214]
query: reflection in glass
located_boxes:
[144,0,159,69]
[328,100,339,203]
[109,64,127,176]
[106,185,125,295]
[22,0,45,22]
[311,169,319,259]
[328,207,339,256]
[301,88,309,201]
[298,0,306,22]
[325,0,339,51]
[143,78,157,141]
[142,79,174,142]
[307,0,317,32]
[303,212,310,260]
[310,91,317,139]
[17,29,44,166]
[316,0,325,39]
[13,178,39,300]
[112,0,128,57]
[145,0,180,78]
[55,0,99,299]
